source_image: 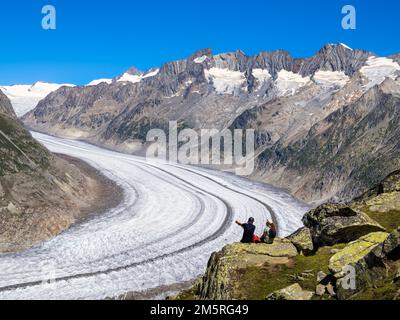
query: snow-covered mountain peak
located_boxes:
[0,82,75,117]
[339,43,353,51]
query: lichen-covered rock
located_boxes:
[287,227,314,255]
[329,232,389,277]
[266,283,314,300]
[302,204,385,247]
[219,239,298,258]
[198,241,297,300]
[329,232,390,299]
[382,227,400,260]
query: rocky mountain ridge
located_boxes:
[22,43,400,203]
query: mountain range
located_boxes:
[11,43,400,204]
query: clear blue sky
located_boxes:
[0,0,399,85]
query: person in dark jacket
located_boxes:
[236,217,256,243]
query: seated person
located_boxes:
[261,220,277,244]
[235,217,256,243]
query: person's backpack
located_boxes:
[269,228,277,239]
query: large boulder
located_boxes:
[198,240,298,300]
[266,283,314,300]
[382,227,400,260]
[286,227,314,255]
[329,232,390,299]
[302,204,385,247]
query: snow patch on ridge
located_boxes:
[117,73,142,84]
[117,69,160,84]
[194,55,209,64]
[339,43,353,51]
[275,70,311,96]
[205,68,246,95]
[360,56,400,89]
[88,79,113,86]
[313,71,349,88]
[143,69,160,79]
[0,82,75,117]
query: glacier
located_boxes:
[0,132,309,300]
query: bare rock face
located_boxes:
[302,204,385,247]
[297,44,371,76]
[255,77,400,204]
[0,90,17,118]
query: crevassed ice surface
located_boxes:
[360,56,400,89]
[204,68,246,94]
[275,70,311,96]
[313,71,349,88]
[252,69,272,89]
[0,132,309,300]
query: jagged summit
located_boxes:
[125,66,143,76]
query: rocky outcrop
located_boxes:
[0,90,17,118]
[286,227,314,255]
[354,170,400,204]
[382,227,400,260]
[266,283,313,300]
[329,229,400,299]
[302,204,385,247]
[178,171,400,301]
[329,232,389,276]
[198,241,298,300]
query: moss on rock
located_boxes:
[302,204,385,247]
[329,232,389,277]
[287,227,314,255]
